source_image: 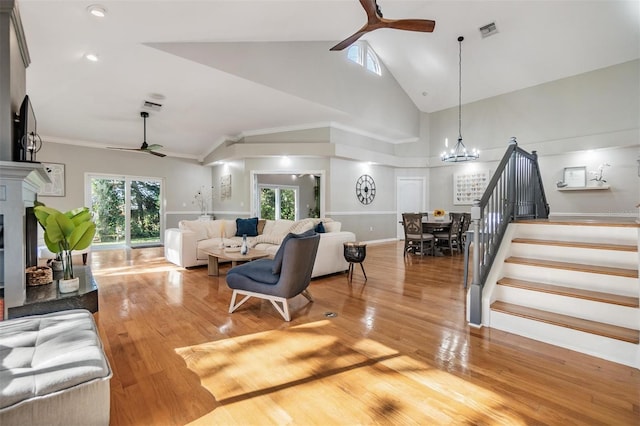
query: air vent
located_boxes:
[479,22,498,38]
[142,100,163,111]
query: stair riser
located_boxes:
[489,310,639,369]
[514,223,638,246]
[502,263,639,296]
[495,285,640,329]
[509,244,638,269]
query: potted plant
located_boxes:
[33,203,96,293]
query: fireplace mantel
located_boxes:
[0,160,50,318]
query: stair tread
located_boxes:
[497,277,639,307]
[512,238,637,252]
[505,256,638,278]
[516,218,640,228]
[491,301,640,344]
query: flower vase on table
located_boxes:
[240,234,248,255]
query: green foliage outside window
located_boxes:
[260,186,295,220]
[260,188,276,220]
[91,178,160,244]
[280,189,295,220]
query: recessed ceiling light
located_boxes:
[85,53,99,62]
[87,5,107,18]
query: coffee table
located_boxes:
[202,248,270,276]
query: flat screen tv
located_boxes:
[14,94,39,162]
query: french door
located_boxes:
[86,174,163,248]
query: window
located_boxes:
[259,185,297,221]
[346,43,381,76]
[86,174,163,248]
[347,44,362,65]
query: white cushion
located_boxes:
[324,221,341,232]
[289,218,315,234]
[0,310,111,410]
[178,220,208,241]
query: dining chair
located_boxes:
[402,213,435,257]
[459,212,471,248]
[433,212,464,255]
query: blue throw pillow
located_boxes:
[315,221,325,233]
[272,229,317,274]
[235,217,259,237]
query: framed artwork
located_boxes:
[563,166,586,188]
[220,174,231,200]
[453,169,491,205]
[39,162,65,196]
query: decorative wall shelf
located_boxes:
[557,185,610,191]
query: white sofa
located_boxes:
[164,218,356,278]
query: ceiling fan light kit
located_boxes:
[441,36,479,163]
[330,0,435,51]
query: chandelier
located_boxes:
[441,36,479,162]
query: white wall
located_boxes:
[427,60,640,215]
[36,143,212,228]
[152,41,420,140]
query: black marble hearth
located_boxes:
[8,266,98,319]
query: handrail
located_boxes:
[469,137,549,325]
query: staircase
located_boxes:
[486,218,639,368]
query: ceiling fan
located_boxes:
[330,0,436,51]
[108,111,166,157]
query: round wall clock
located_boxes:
[356,174,376,205]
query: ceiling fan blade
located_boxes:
[360,0,380,23]
[148,150,166,158]
[107,146,139,151]
[331,1,435,51]
[384,18,435,33]
[144,144,164,151]
[330,28,371,51]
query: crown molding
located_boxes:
[1,1,31,68]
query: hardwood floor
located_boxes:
[91,242,639,425]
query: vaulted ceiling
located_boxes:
[18,0,640,161]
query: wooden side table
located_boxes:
[343,242,367,282]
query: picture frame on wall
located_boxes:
[39,162,65,197]
[220,174,231,200]
[453,169,491,205]
[563,166,587,188]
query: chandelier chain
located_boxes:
[459,36,462,140]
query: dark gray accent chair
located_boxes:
[226,231,320,321]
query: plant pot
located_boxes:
[59,277,80,293]
[48,259,63,271]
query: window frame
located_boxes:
[346,42,382,76]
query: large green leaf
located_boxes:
[67,208,92,227]
[45,212,75,244]
[33,205,60,228]
[43,231,62,254]
[68,221,96,251]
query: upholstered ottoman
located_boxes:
[0,309,112,425]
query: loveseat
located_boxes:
[164,217,356,278]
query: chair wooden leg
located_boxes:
[359,263,367,281]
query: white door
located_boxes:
[396,177,425,239]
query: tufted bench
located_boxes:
[0,309,112,425]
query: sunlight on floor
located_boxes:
[176,320,528,425]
